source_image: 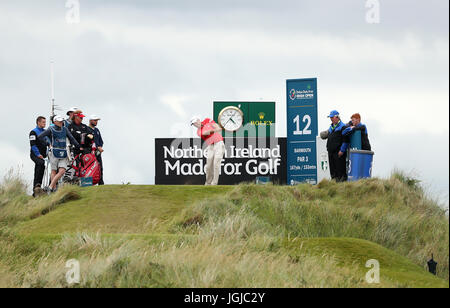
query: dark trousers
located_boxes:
[328,151,347,182]
[96,153,104,185]
[30,153,45,187]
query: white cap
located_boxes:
[190,116,201,126]
[54,115,64,122]
[67,107,80,115]
[90,114,101,120]
[67,107,79,113]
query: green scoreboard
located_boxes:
[213,101,276,137]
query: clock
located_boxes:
[218,106,244,132]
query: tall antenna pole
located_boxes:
[50,61,55,119]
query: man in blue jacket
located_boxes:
[326,110,349,182]
[29,116,49,197]
[89,115,104,185]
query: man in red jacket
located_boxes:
[190,116,225,185]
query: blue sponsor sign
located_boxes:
[286,78,318,185]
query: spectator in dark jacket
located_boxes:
[89,115,104,185]
[29,116,49,196]
[68,111,94,155]
[326,110,349,182]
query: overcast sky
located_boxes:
[0,0,448,206]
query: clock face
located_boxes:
[218,106,244,132]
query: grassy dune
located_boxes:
[13,185,232,234]
[0,170,448,288]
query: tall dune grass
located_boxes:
[0,170,81,225]
[10,232,365,288]
[173,172,449,279]
[0,170,448,287]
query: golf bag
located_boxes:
[63,147,101,186]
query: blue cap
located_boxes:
[327,110,339,118]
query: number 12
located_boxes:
[293,114,312,135]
